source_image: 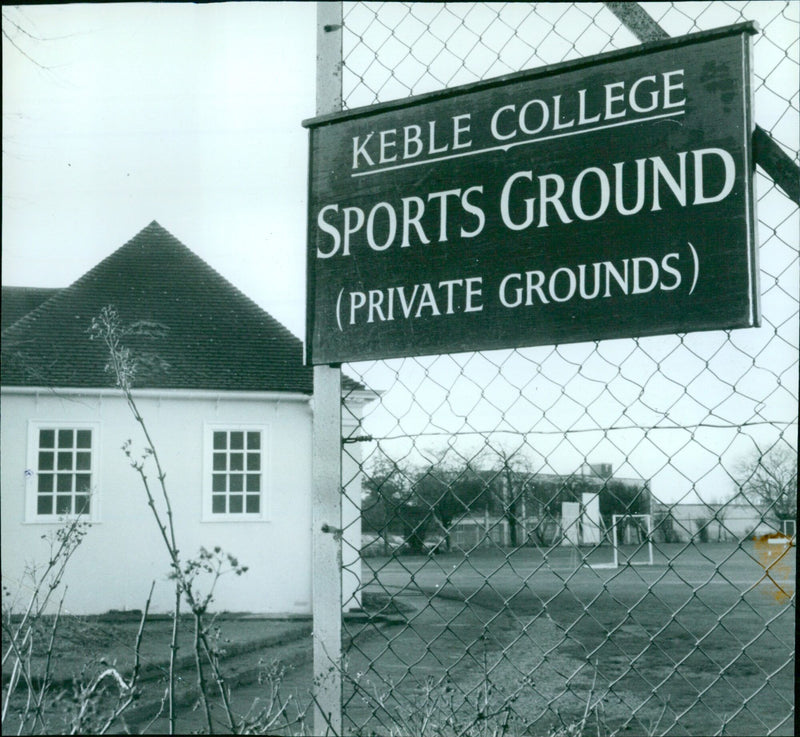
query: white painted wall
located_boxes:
[561,502,580,546]
[654,503,779,542]
[581,492,601,544]
[1,388,330,616]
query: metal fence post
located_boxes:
[312,3,343,735]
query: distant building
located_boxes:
[1,221,373,615]
[362,462,651,552]
[652,502,781,542]
[579,462,613,479]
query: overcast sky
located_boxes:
[3,3,797,503]
[3,2,316,337]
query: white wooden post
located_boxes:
[312,3,343,734]
[312,364,342,735]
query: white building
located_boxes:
[652,502,782,542]
[1,221,370,615]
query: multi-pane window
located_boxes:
[35,428,92,516]
[211,430,262,515]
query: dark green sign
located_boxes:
[304,23,758,364]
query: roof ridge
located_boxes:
[142,223,303,345]
[1,222,314,393]
[1,286,61,329]
[3,222,170,339]
[2,287,65,337]
[4,222,300,339]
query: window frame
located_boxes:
[26,421,101,524]
[202,423,271,522]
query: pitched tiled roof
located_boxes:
[1,222,315,393]
[1,287,60,331]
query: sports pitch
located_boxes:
[357,541,795,735]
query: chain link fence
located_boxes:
[333,3,797,735]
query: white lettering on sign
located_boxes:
[350,70,686,174]
[498,148,734,230]
[317,148,734,258]
[308,27,758,363]
[498,253,684,308]
[316,186,485,258]
[337,244,698,331]
[344,278,484,327]
[491,70,684,140]
[352,114,473,170]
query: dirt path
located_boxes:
[127,591,661,735]
[340,591,664,735]
[125,623,315,733]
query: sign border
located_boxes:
[304,22,759,365]
[302,22,757,131]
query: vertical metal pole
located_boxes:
[312,5,343,735]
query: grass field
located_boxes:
[3,541,792,735]
[354,540,795,736]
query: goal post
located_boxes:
[585,513,654,570]
[612,514,654,567]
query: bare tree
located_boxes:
[486,445,535,548]
[735,445,798,522]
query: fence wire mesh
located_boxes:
[336,3,797,736]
